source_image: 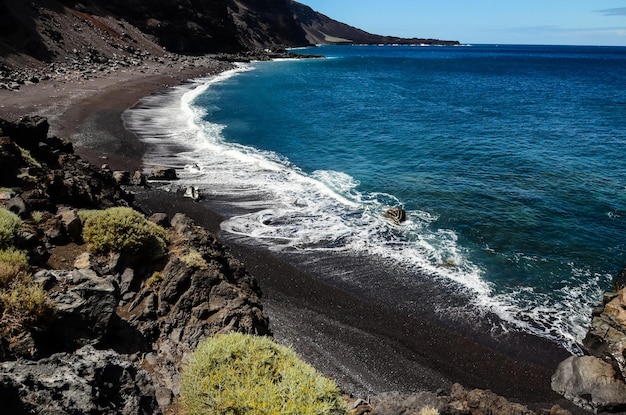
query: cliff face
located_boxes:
[0,0,459,68]
[289,1,460,46]
[89,0,311,53]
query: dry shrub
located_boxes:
[419,407,440,415]
[0,282,53,328]
[181,332,346,415]
[180,249,207,269]
[82,207,168,261]
[0,248,29,288]
[0,208,22,249]
[0,250,53,337]
[146,271,164,290]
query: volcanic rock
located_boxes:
[0,345,161,415]
[551,356,626,413]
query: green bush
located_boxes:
[0,208,22,249]
[82,207,168,261]
[0,248,29,288]
[181,332,346,415]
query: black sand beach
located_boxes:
[0,63,587,414]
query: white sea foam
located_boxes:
[124,64,605,355]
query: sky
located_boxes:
[301,1,626,46]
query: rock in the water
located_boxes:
[184,185,200,201]
[383,206,406,224]
[149,166,177,181]
[0,345,161,415]
[551,355,626,413]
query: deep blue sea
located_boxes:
[126,44,626,353]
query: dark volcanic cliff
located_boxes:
[0,0,459,69]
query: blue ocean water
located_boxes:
[126,44,626,353]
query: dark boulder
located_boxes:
[45,269,119,351]
[149,166,177,181]
[0,137,23,186]
[370,383,570,415]
[0,345,161,415]
[551,356,626,413]
[384,206,407,224]
[1,116,49,151]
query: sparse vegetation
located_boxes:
[0,248,29,287]
[146,271,164,289]
[82,207,168,261]
[181,332,346,415]
[0,245,53,338]
[0,207,22,249]
[419,407,439,415]
[17,145,42,169]
[180,249,207,269]
[0,282,52,328]
[30,210,45,224]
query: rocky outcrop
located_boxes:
[148,166,177,181]
[552,356,626,413]
[116,212,270,403]
[365,383,571,415]
[551,270,626,413]
[0,345,160,415]
[0,116,133,212]
[384,207,407,224]
[0,117,270,413]
[1,209,270,409]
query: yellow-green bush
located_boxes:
[0,249,53,336]
[0,208,22,249]
[0,282,52,327]
[77,209,100,224]
[82,207,168,261]
[180,249,207,269]
[0,248,29,288]
[146,271,164,290]
[181,332,346,415]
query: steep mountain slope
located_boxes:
[0,0,459,70]
[289,1,460,45]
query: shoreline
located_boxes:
[0,59,587,413]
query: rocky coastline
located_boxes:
[2,93,624,415]
[1,0,625,414]
[0,112,585,415]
